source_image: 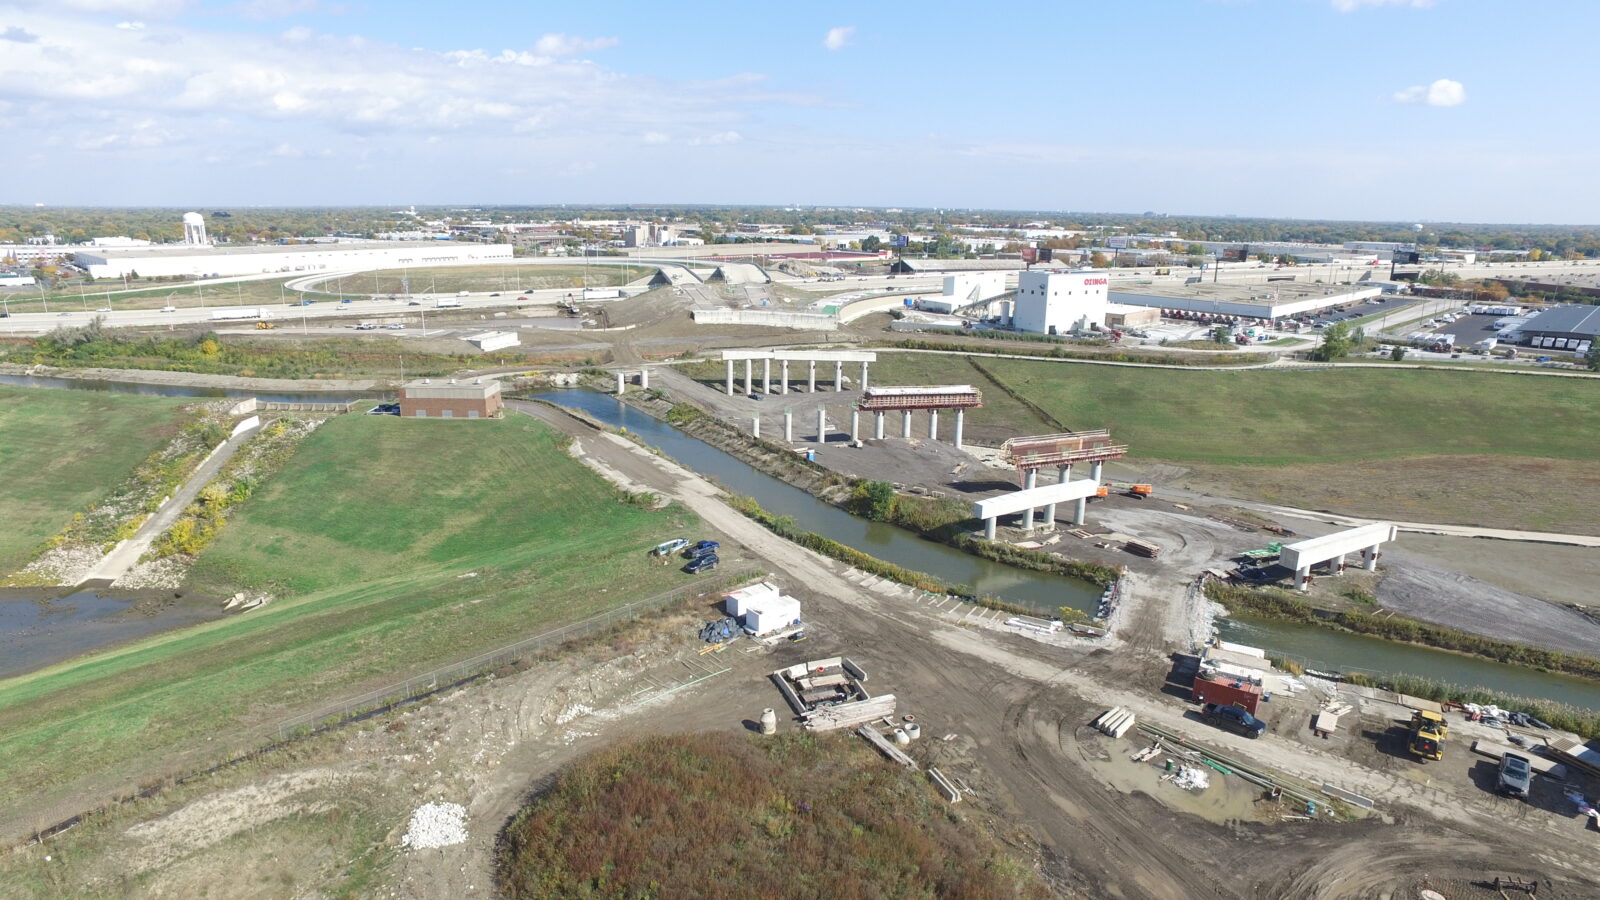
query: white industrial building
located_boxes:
[75,240,513,279]
[1013,270,1109,335]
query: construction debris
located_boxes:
[400,802,468,850]
[857,724,916,769]
[1166,765,1211,791]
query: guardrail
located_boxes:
[275,567,761,740]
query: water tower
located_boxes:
[182,211,208,246]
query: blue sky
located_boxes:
[1,0,1594,222]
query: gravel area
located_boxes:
[1376,563,1600,656]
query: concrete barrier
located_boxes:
[230,414,260,437]
[690,308,839,330]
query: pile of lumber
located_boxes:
[804,694,896,731]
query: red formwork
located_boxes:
[856,386,983,411]
[1001,431,1128,470]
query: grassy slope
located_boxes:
[0,414,698,826]
[0,387,191,571]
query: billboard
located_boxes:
[892,234,910,248]
[1021,247,1038,263]
[1039,247,1054,262]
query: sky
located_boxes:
[0,0,1595,223]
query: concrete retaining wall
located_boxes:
[691,308,839,330]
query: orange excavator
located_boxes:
[1099,482,1153,499]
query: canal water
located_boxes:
[535,390,1105,615]
[1218,616,1600,710]
[0,589,221,679]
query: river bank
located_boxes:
[604,385,1120,589]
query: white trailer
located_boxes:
[434,298,462,308]
[211,307,271,320]
[582,288,623,301]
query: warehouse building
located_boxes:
[1104,303,1161,328]
[398,378,504,419]
[1517,305,1600,353]
[1014,270,1108,334]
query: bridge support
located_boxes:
[726,360,735,395]
[816,407,827,443]
[901,410,912,439]
[784,409,793,442]
[874,411,885,440]
[1022,469,1038,531]
[954,408,965,449]
[928,409,939,441]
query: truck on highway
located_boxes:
[211,308,273,321]
[582,288,623,301]
[434,298,461,308]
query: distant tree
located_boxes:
[1391,345,1407,362]
[1089,252,1110,268]
[860,235,882,253]
[1256,252,1273,263]
[851,480,897,521]
[1311,321,1355,361]
[1210,325,1231,344]
[1276,254,1296,265]
[1586,342,1600,372]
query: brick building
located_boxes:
[398,378,504,419]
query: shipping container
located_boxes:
[1191,674,1262,715]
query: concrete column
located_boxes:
[874,411,885,439]
[835,360,843,391]
[1090,460,1104,483]
[752,416,760,438]
[860,361,869,391]
[780,359,789,394]
[615,371,625,394]
[1022,469,1038,531]
[762,358,771,394]
[808,360,816,393]
[984,517,996,540]
[1296,566,1311,591]
[816,407,827,443]
[1059,464,1069,484]
[744,359,751,394]
[953,408,965,449]
[639,368,649,390]
[1073,497,1087,526]
[850,409,860,442]
[1364,545,1380,571]
[929,408,939,440]
[901,410,912,438]
[726,360,734,395]
[784,409,793,442]
[1043,502,1056,528]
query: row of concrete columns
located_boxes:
[758,406,974,449]
[1294,544,1381,591]
[725,359,869,395]
[981,459,1107,539]
[866,408,966,449]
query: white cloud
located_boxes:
[280,24,311,41]
[531,32,617,57]
[1332,0,1434,10]
[114,20,144,29]
[0,25,39,41]
[642,131,670,144]
[699,130,741,145]
[28,0,191,15]
[233,0,319,18]
[823,25,854,51]
[1393,78,1465,107]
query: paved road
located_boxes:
[80,421,262,586]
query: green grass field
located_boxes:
[7,276,302,313]
[321,264,636,297]
[0,387,192,572]
[872,354,1600,465]
[0,414,699,830]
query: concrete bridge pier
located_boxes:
[816,407,827,443]
[860,361,869,391]
[928,409,939,441]
[780,359,789,394]
[615,372,625,394]
[763,358,771,395]
[744,359,752,394]
[726,360,735,395]
[874,411,885,440]
[901,410,912,439]
[850,409,860,442]
[752,416,760,438]
[835,360,843,391]
[953,408,965,449]
[784,409,793,442]
[808,360,816,393]
[1021,469,1038,531]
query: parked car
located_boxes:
[1497,753,1532,799]
[686,540,719,558]
[684,553,719,574]
[652,537,689,557]
[1201,702,1267,739]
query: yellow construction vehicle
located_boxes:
[1411,709,1448,740]
[1408,714,1445,761]
[255,321,277,329]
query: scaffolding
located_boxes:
[856,385,983,411]
[1001,430,1127,471]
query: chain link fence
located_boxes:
[276,567,760,741]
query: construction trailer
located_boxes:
[1191,674,1263,716]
